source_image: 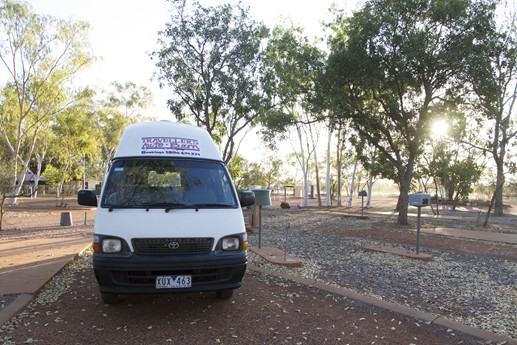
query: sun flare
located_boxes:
[431,120,448,139]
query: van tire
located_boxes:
[101,292,119,304]
[216,289,234,300]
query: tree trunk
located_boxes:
[325,126,332,207]
[34,155,45,198]
[9,127,41,204]
[308,122,322,207]
[296,125,308,207]
[483,181,504,227]
[347,161,357,208]
[493,161,505,216]
[396,182,410,225]
[8,157,19,205]
[366,175,373,208]
[313,155,322,207]
[0,194,6,231]
[336,126,343,207]
[433,180,440,216]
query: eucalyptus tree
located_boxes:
[261,25,326,206]
[461,1,517,216]
[47,101,98,203]
[325,0,491,224]
[95,82,153,177]
[414,104,487,213]
[0,0,93,203]
[152,0,270,163]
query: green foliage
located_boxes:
[153,0,270,163]
[227,155,245,183]
[261,25,326,141]
[445,157,483,202]
[324,0,495,223]
[47,97,98,191]
[261,156,283,189]
[94,81,152,177]
[458,0,517,215]
[105,81,153,119]
[0,0,94,201]
[228,155,284,191]
[42,164,65,189]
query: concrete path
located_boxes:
[420,227,517,244]
[0,236,91,326]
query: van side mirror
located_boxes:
[78,189,98,207]
[239,191,255,207]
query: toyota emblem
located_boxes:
[168,242,180,249]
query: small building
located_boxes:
[17,173,48,195]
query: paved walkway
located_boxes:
[0,235,92,326]
[0,224,515,344]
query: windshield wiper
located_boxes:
[139,202,189,212]
[164,203,234,212]
[190,203,234,209]
[106,204,131,212]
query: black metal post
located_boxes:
[416,206,421,254]
[258,205,262,248]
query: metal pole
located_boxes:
[258,206,262,248]
[284,224,290,262]
[416,206,421,254]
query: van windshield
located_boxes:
[101,158,238,209]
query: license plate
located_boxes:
[156,275,192,289]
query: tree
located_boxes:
[0,0,93,204]
[229,155,282,191]
[47,101,98,204]
[262,155,283,189]
[42,163,66,202]
[415,106,486,213]
[325,0,490,224]
[445,156,483,209]
[105,81,153,118]
[231,158,266,191]
[95,82,153,177]
[261,25,326,206]
[461,1,517,216]
[152,0,270,163]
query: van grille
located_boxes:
[132,238,214,255]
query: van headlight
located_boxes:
[102,238,122,253]
[222,237,240,251]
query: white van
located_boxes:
[78,121,254,303]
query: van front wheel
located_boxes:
[216,289,234,300]
[101,292,119,304]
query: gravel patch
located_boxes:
[1,206,515,342]
[247,208,517,340]
[0,224,93,240]
[0,295,17,313]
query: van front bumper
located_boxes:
[93,252,246,295]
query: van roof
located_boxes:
[114,121,222,161]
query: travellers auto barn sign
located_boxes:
[141,137,201,156]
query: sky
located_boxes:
[26,0,358,120]
[24,0,516,166]
[25,0,360,162]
